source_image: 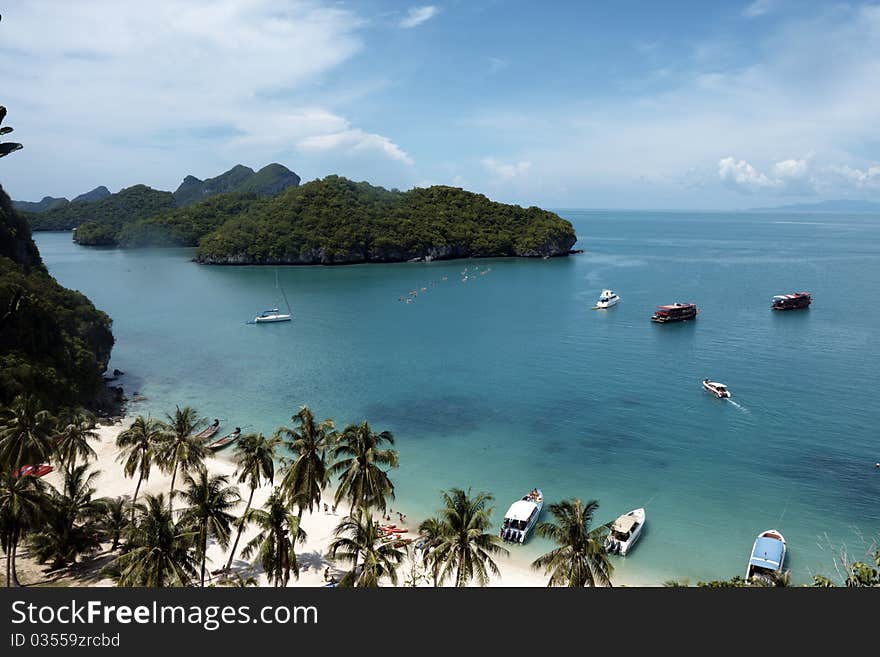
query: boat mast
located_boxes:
[275,268,292,314]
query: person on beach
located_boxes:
[323,566,330,582]
[324,503,328,513]
[332,504,337,514]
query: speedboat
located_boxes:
[593,289,620,309]
[746,529,786,583]
[702,379,731,398]
[604,508,645,556]
[499,488,544,543]
[254,308,291,323]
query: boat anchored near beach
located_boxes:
[500,488,543,543]
[194,418,220,441]
[604,508,645,556]
[702,379,731,398]
[746,529,787,583]
[207,427,241,451]
[593,289,620,309]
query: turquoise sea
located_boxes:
[35,210,880,585]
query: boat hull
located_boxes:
[500,489,544,544]
[604,508,646,556]
[746,529,787,581]
[702,382,731,398]
[254,315,291,323]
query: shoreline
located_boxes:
[17,416,660,588]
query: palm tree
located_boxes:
[177,465,239,586]
[29,465,104,570]
[0,394,56,473]
[531,498,613,587]
[416,516,446,587]
[329,420,397,514]
[327,509,404,587]
[241,488,306,587]
[95,496,127,551]
[109,493,198,587]
[225,432,279,572]
[277,406,335,518]
[0,469,49,586]
[159,406,208,513]
[53,409,98,476]
[426,488,508,587]
[116,416,165,524]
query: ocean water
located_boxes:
[35,210,880,585]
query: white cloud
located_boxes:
[298,127,413,165]
[718,157,781,192]
[399,6,439,29]
[482,157,531,179]
[718,155,880,196]
[1,0,410,197]
[743,0,775,19]
[771,157,809,179]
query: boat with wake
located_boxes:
[702,379,731,398]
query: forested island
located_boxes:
[27,172,577,264]
[19,163,301,244]
[0,182,114,411]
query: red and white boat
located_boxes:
[771,292,811,310]
[651,302,698,323]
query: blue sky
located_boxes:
[2,0,880,209]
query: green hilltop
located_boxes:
[0,183,114,410]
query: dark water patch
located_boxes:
[360,394,495,438]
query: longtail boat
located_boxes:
[207,427,241,451]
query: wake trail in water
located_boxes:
[727,399,749,413]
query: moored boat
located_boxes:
[499,488,544,544]
[13,463,54,479]
[207,427,241,451]
[254,308,292,323]
[702,379,731,398]
[194,418,220,440]
[746,529,787,582]
[651,302,698,323]
[771,292,811,310]
[604,507,645,556]
[593,289,620,309]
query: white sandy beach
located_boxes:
[22,417,652,588]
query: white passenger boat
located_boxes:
[499,488,544,544]
[702,379,731,398]
[593,289,620,309]
[604,507,645,556]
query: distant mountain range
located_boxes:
[749,199,880,213]
[17,163,301,231]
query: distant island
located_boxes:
[18,163,302,241]
[21,168,578,263]
[749,199,880,213]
